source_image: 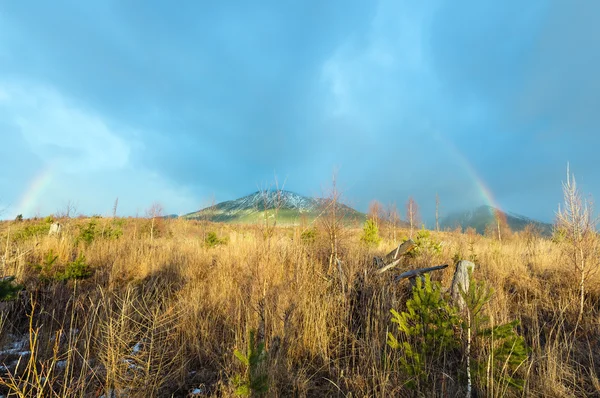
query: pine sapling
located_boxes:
[233,329,269,397]
[0,276,22,301]
[460,269,529,395]
[388,274,460,390]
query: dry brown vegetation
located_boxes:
[0,215,599,397]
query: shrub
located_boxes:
[205,231,228,248]
[33,249,59,280]
[103,226,123,239]
[232,329,269,396]
[476,320,528,391]
[300,228,317,245]
[0,276,23,301]
[102,220,124,240]
[461,269,528,393]
[12,218,53,241]
[78,219,97,245]
[551,226,567,244]
[388,269,528,394]
[360,219,381,246]
[387,274,460,389]
[57,255,92,281]
[32,251,91,282]
[410,229,442,257]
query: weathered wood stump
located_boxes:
[450,260,475,311]
[48,222,62,236]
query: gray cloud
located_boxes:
[0,1,598,222]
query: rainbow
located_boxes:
[15,163,56,218]
[433,132,502,211]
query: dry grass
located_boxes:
[0,217,598,397]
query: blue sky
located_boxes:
[1,1,598,223]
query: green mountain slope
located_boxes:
[440,205,553,235]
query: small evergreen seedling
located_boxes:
[388,274,460,388]
[409,229,442,258]
[34,250,59,280]
[460,268,528,394]
[0,276,23,301]
[233,329,268,397]
[58,255,92,281]
[33,251,91,282]
[78,219,97,245]
[360,219,381,246]
[13,220,53,241]
[478,320,529,392]
[205,231,228,248]
[300,228,317,245]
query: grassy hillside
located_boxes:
[0,217,598,396]
[187,207,366,226]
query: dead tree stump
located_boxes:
[48,222,62,236]
[451,260,475,311]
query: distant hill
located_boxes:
[182,190,366,226]
[440,205,553,236]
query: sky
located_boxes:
[1,1,599,224]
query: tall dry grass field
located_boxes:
[0,216,598,397]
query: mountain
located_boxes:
[440,205,553,236]
[182,190,366,226]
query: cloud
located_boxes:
[0,81,130,174]
[0,1,379,204]
[35,167,201,218]
[0,80,200,218]
[1,1,599,223]
[316,1,484,215]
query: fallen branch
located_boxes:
[375,239,416,274]
[394,264,449,282]
[384,239,415,263]
[376,258,402,274]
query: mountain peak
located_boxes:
[217,190,318,212]
[182,190,365,225]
